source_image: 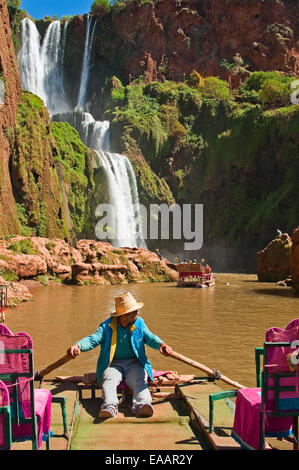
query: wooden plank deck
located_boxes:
[176,380,241,450]
[70,387,206,451]
[10,378,295,451]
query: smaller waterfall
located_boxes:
[75,17,97,111]
[52,111,110,151]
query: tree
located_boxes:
[7,0,21,7]
[91,0,111,15]
[220,54,250,90]
[219,59,236,90]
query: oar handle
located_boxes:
[35,353,73,381]
[169,350,245,389]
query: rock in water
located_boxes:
[257,233,292,282]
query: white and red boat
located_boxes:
[176,263,215,288]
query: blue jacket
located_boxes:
[77,316,162,383]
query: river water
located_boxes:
[4,274,299,388]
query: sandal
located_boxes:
[99,405,117,418]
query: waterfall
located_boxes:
[52,111,146,249]
[18,18,69,115]
[40,20,69,114]
[18,18,44,99]
[96,151,146,248]
[19,18,146,249]
[52,111,110,151]
[75,17,97,111]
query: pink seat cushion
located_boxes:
[232,318,299,449]
[0,325,52,449]
[11,389,52,449]
[232,387,292,449]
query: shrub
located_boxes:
[91,0,111,14]
[0,269,18,282]
[186,71,205,89]
[258,77,294,107]
[241,71,283,92]
[240,71,295,107]
[8,238,38,255]
[200,77,230,100]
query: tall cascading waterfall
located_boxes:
[18,18,69,115]
[53,111,146,248]
[19,17,146,249]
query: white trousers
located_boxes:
[101,358,152,412]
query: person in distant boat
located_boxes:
[204,264,211,274]
[68,292,172,419]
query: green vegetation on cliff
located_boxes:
[10,91,98,241]
[100,71,299,265]
[50,121,95,235]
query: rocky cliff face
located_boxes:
[0,0,21,236]
[7,91,100,242]
[3,0,299,276]
[0,236,178,305]
[84,0,299,94]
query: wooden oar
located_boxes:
[35,353,73,382]
[35,349,245,390]
[169,350,245,389]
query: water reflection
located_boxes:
[5,274,299,388]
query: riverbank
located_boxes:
[0,235,178,306]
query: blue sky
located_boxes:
[20,0,93,19]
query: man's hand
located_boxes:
[160,343,173,356]
[68,344,81,358]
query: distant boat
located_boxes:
[175,263,215,288]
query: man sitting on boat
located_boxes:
[68,292,172,419]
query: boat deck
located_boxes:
[10,378,295,451]
[71,390,204,451]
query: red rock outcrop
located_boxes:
[257,233,292,282]
[0,275,33,308]
[0,0,22,236]
[92,0,298,85]
[290,227,299,292]
[72,239,178,285]
[0,236,178,302]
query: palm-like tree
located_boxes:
[220,59,236,89]
[220,54,251,89]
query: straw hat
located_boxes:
[111,292,144,317]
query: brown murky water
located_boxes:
[4,274,299,388]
